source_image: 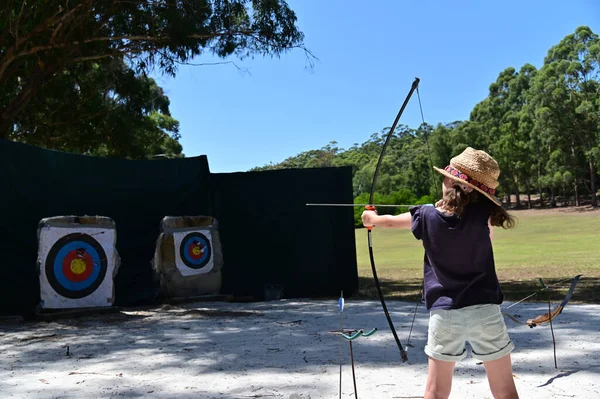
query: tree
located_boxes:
[12,57,183,158]
[428,122,458,171]
[491,65,538,208]
[531,26,600,207]
[1,0,310,143]
[250,142,342,171]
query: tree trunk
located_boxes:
[571,143,580,207]
[550,187,556,207]
[538,166,544,208]
[591,159,598,208]
[526,184,532,209]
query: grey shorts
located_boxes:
[425,303,515,362]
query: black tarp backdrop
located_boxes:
[0,139,211,315]
[0,139,358,316]
[211,168,358,300]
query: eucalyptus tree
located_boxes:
[1,0,308,157]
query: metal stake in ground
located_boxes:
[338,292,344,399]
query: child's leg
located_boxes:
[423,309,468,398]
[483,353,519,399]
[424,357,455,399]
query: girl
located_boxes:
[362,147,519,399]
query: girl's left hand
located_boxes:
[361,210,378,228]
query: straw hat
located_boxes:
[433,147,501,206]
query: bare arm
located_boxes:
[488,217,494,242]
[361,211,413,230]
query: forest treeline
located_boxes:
[252,26,600,211]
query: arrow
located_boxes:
[306,203,420,207]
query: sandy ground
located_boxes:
[0,299,598,399]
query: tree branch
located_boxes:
[1,28,310,84]
[43,109,110,128]
[0,3,87,82]
[14,1,27,43]
[175,59,251,76]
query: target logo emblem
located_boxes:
[179,232,212,269]
[45,233,107,299]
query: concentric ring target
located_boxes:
[179,232,212,269]
[45,233,108,299]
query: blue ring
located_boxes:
[53,241,101,291]
[182,235,210,265]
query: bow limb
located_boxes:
[367,77,420,363]
[502,274,582,327]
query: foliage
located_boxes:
[1,0,309,158]
[10,57,183,158]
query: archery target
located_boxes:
[173,230,214,276]
[38,226,117,309]
[45,233,107,299]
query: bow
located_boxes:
[502,274,582,368]
[366,77,421,362]
[502,274,582,327]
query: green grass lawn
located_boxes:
[354,206,600,303]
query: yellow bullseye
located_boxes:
[70,258,87,275]
[192,246,203,256]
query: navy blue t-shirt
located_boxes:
[410,204,504,311]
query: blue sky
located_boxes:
[151,0,600,173]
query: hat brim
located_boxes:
[433,166,501,207]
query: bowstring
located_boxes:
[416,86,439,198]
[406,86,434,349]
[503,276,577,310]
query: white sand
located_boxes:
[1,299,598,398]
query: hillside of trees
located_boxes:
[252,26,600,211]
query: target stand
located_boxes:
[328,328,377,399]
[152,216,223,300]
[37,216,121,310]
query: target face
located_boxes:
[179,232,212,269]
[45,233,108,299]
